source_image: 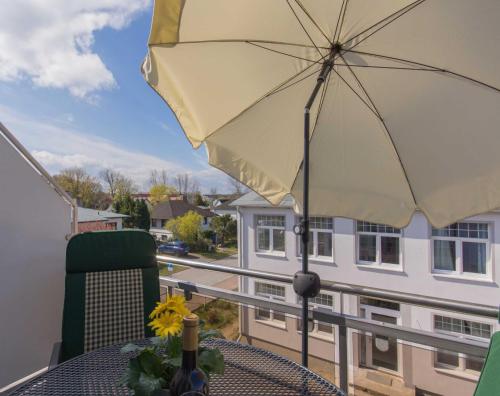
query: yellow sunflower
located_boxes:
[149,295,190,319]
[148,311,183,337]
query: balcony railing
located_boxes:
[156,254,494,394]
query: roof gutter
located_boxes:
[0,122,78,237]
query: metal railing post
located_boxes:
[338,319,348,393]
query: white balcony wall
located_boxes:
[0,129,73,387]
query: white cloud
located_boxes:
[0,104,229,192]
[0,1,150,100]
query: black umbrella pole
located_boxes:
[300,59,334,367]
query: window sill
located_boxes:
[297,330,334,343]
[356,263,405,274]
[434,367,479,381]
[296,255,334,264]
[254,319,287,330]
[255,251,287,259]
[431,272,494,284]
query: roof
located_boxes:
[77,207,128,223]
[151,199,215,220]
[213,201,237,212]
[231,191,294,208]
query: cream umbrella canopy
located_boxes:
[143,0,500,370]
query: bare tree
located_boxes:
[228,176,247,195]
[209,187,218,196]
[149,169,169,187]
[99,168,137,197]
[174,173,189,195]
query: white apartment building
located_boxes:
[233,191,499,396]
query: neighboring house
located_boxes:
[213,200,238,219]
[77,207,128,233]
[234,191,500,396]
[0,123,75,387]
[205,193,242,208]
[131,192,150,202]
[150,196,215,242]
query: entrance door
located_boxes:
[360,305,401,374]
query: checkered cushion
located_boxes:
[84,269,145,352]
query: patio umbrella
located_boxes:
[142,0,500,369]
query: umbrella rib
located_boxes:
[246,41,324,64]
[153,39,330,50]
[286,0,324,58]
[335,0,350,43]
[332,69,381,121]
[293,0,333,46]
[333,0,347,44]
[341,0,426,52]
[267,67,323,98]
[202,55,328,143]
[344,49,500,93]
[340,57,418,206]
[336,63,436,71]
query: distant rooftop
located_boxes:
[77,207,128,223]
[231,191,294,208]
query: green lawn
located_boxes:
[197,246,238,261]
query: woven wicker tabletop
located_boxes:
[9,338,344,395]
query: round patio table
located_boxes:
[9,338,343,395]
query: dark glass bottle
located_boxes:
[170,314,209,396]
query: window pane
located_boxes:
[256,307,270,320]
[257,228,270,251]
[433,240,456,271]
[317,232,332,257]
[381,236,399,264]
[436,350,459,367]
[463,242,486,274]
[273,229,285,252]
[466,356,484,372]
[273,311,286,322]
[256,215,285,227]
[317,321,333,334]
[359,234,376,262]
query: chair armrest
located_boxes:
[49,342,63,369]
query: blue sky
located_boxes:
[0,1,230,193]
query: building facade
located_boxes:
[233,192,499,396]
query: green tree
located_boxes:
[165,211,202,245]
[53,167,104,208]
[134,199,151,231]
[113,193,137,228]
[149,184,177,205]
[210,214,237,246]
[194,192,208,206]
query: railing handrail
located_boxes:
[158,275,489,358]
[157,255,499,319]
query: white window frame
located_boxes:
[297,217,334,261]
[432,313,490,376]
[431,222,491,279]
[255,215,286,255]
[254,281,287,327]
[356,221,402,269]
[297,292,335,340]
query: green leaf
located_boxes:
[120,357,142,388]
[138,349,165,377]
[199,348,225,376]
[121,343,144,354]
[165,335,182,358]
[163,355,182,367]
[199,329,224,341]
[136,372,166,396]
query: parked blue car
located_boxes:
[157,241,190,256]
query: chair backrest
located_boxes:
[61,230,160,361]
[474,331,500,396]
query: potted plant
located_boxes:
[120,295,225,396]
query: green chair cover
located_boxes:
[61,230,160,361]
[474,331,500,396]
